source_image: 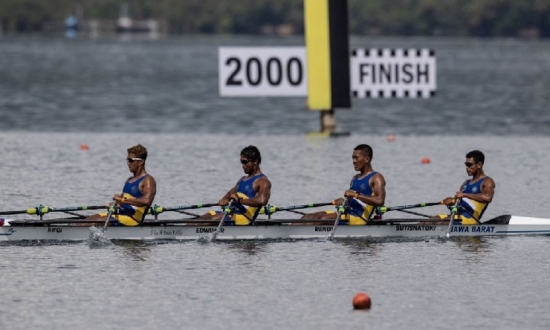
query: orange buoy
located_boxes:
[352,292,371,309]
[386,134,396,142]
[421,157,431,164]
[80,143,89,151]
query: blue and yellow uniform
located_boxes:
[210,173,267,225]
[327,172,378,225]
[100,175,150,226]
[439,177,491,224]
[457,177,491,224]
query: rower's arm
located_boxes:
[116,176,157,207]
[221,185,239,202]
[460,178,495,203]
[354,174,386,206]
[241,177,271,207]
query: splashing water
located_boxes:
[88,226,111,246]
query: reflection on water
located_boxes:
[453,236,492,253]
[340,240,379,257]
[114,240,151,261]
[451,236,497,265]
[224,241,269,256]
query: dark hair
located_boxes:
[354,144,373,159]
[128,144,148,160]
[241,145,261,164]
[466,150,484,165]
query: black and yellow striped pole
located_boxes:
[305,0,351,135]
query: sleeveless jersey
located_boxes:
[233,173,266,223]
[118,174,150,222]
[459,176,491,221]
[347,171,378,222]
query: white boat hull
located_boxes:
[1,215,550,241]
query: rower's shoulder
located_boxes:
[482,176,496,186]
[371,171,386,180]
[257,173,271,183]
[142,173,157,184]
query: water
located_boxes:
[1,35,550,329]
[1,35,550,135]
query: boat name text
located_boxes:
[150,229,184,236]
[196,228,225,234]
[395,225,436,231]
[451,226,495,233]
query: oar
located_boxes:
[444,199,461,238]
[260,202,333,215]
[149,203,218,215]
[210,201,233,242]
[376,201,442,214]
[327,198,348,241]
[102,203,117,231]
[0,205,106,216]
[88,202,117,243]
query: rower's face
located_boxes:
[464,157,481,176]
[240,156,256,174]
[126,153,143,173]
[352,150,369,171]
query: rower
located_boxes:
[86,144,157,226]
[199,145,271,225]
[439,150,495,224]
[301,144,386,225]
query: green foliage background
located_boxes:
[0,0,547,37]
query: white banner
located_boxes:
[351,48,436,98]
[219,47,307,97]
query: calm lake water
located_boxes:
[1,34,550,330]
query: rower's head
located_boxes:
[465,150,484,176]
[126,144,147,172]
[352,144,373,171]
[240,145,261,174]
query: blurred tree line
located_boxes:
[0,0,547,37]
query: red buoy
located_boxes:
[352,292,371,309]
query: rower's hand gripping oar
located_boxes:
[444,198,461,238]
[210,201,234,242]
[376,201,443,214]
[327,198,348,241]
[260,202,333,215]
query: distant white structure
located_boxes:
[116,3,158,33]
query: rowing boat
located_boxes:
[1,215,550,241]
